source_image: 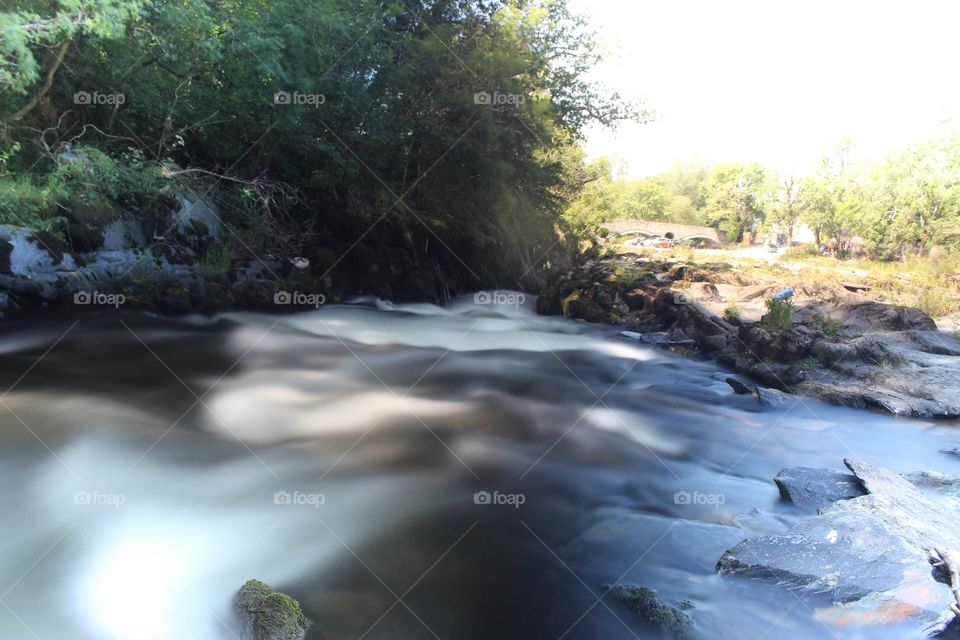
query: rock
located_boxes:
[172,193,222,240]
[901,330,960,357]
[832,300,937,332]
[755,386,792,406]
[234,579,308,640]
[623,288,649,311]
[773,466,865,509]
[686,281,721,301]
[604,584,694,639]
[700,333,728,352]
[904,471,960,497]
[811,341,857,366]
[719,459,960,636]
[101,217,147,251]
[725,377,753,395]
[841,281,871,292]
[718,510,916,601]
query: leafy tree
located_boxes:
[701,163,768,242]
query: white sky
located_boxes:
[569,0,960,177]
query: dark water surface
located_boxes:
[1,296,958,639]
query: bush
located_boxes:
[783,243,821,259]
[764,297,793,331]
[0,176,64,232]
[50,147,168,225]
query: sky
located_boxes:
[569,0,960,178]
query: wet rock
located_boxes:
[235,579,308,640]
[755,386,793,406]
[718,510,914,600]
[725,377,753,395]
[719,459,960,635]
[699,333,728,352]
[773,467,865,508]
[604,584,694,639]
[904,471,960,497]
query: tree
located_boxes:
[702,163,768,242]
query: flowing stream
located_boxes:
[1,295,958,640]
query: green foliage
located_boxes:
[0,175,62,231]
[723,300,740,322]
[702,163,769,242]
[783,243,821,259]
[763,297,793,331]
[0,0,644,289]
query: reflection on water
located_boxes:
[0,295,958,639]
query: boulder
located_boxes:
[719,459,960,635]
[773,466,865,509]
[234,579,308,640]
[831,300,937,332]
[604,584,694,639]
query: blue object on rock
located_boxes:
[772,288,794,300]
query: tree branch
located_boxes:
[10,39,70,122]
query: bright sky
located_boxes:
[569,0,960,178]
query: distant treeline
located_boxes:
[565,137,960,259]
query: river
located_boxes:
[0,295,957,639]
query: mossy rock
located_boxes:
[605,584,694,639]
[234,579,308,640]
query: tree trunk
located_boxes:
[10,40,71,122]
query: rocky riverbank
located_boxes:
[720,459,960,638]
[537,252,960,418]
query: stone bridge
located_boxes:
[601,219,724,245]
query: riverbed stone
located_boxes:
[773,466,865,508]
[604,584,694,639]
[719,459,960,635]
[235,579,308,640]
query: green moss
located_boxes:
[235,579,308,640]
[256,592,308,638]
[606,585,694,639]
